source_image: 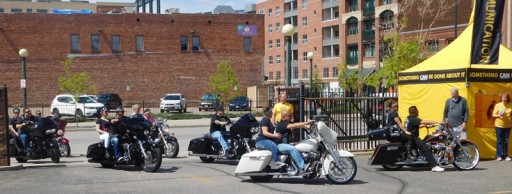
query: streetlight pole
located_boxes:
[282,24,295,87]
[454,0,458,38]
[307,52,314,119]
[19,49,28,109]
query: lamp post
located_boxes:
[282,24,295,87]
[18,48,28,109]
[307,52,315,94]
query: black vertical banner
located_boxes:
[470,0,506,64]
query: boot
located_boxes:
[405,145,415,163]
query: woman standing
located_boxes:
[493,92,512,161]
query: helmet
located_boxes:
[115,107,124,113]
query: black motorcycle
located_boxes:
[150,119,179,158]
[188,113,259,163]
[87,118,163,172]
[9,117,61,163]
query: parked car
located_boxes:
[198,93,221,111]
[229,96,251,111]
[160,93,187,113]
[51,94,104,118]
[95,93,123,110]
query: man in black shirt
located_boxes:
[16,108,37,154]
[210,106,231,156]
[9,108,22,150]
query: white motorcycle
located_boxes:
[235,121,357,184]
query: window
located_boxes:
[259,9,264,14]
[269,72,274,80]
[364,43,375,57]
[11,8,22,13]
[112,35,121,52]
[26,9,32,13]
[276,55,281,63]
[313,10,317,15]
[276,6,281,16]
[91,34,100,52]
[302,52,308,61]
[302,0,308,9]
[293,67,299,79]
[347,17,358,35]
[276,39,281,48]
[135,35,144,52]
[382,0,393,5]
[276,71,281,80]
[268,24,273,33]
[302,69,309,79]
[268,8,272,17]
[427,40,439,52]
[192,36,200,51]
[0,8,4,13]
[70,34,80,52]
[347,44,359,64]
[36,9,47,13]
[180,36,188,51]
[244,37,252,52]
[349,0,357,12]
[268,40,273,49]
[302,17,308,26]
[275,23,281,32]
[302,34,308,44]
[323,68,330,78]
[332,67,339,77]
[269,56,274,65]
[381,11,394,30]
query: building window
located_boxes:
[381,10,394,30]
[302,17,308,26]
[302,0,308,9]
[347,17,358,35]
[293,67,299,79]
[276,71,281,80]
[269,56,274,65]
[91,34,100,52]
[302,69,309,79]
[26,9,32,13]
[112,35,121,52]
[349,0,357,12]
[302,52,308,61]
[70,34,80,52]
[0,8,4,13]
[269,72,273,80]
[364,43,375,57]
[332,67,339,77]
[382,0,393,5]
[323,68,330,78]
[36,9,47,13]
[267,8,272,17]
[276,39,281,48]
[135,35,144,52]
[268,40,273,49]
[276,55,281,63]
[268,24,273,33]
[11,8,22,13]
[192,36,200,51]
[259,9,264,14]
[275,23,281,32]
[313,10,317,15]
[276,6,281,16]
[180,36,188,51]
[302,34,308,44]
[244,37,252,52]
[427,40,439,52]
[347,44,359,64]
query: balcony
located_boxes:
[322,37,340,46]
[284,8,297,18]
[363,30,375,40]
[322,0,339,9]
[363,5,375,16]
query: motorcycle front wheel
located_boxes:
[326,157,357,184]
[453,142,479,170]
[165,140,179,158]
[50,146,61,163]
[142,147,162,172]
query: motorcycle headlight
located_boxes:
[144,130,149,136]
[46,128,56,134]
[57,129,64,136]
[452,127,462,139]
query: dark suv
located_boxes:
[198,93,221,111]
[96,93,123,110]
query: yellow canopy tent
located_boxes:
[397,20,512,159]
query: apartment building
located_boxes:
[257,0,511,91]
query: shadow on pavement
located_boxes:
[242,178,367,185]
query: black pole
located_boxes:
[21,57,27,109]
[299,83,305,140]
[309,58,313,119]
[142,0,146,13]
[454,0,458,37]
[149,0,153,14]
[285,36,291,86]
[3,85,10,166]
[157,0,161,14]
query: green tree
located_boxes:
[338,61,369,96]
[57,58,96,98]
[209,60,241,107]
[311,65,323,94]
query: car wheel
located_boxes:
[53,108,60,118]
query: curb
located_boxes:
[23,164,66,169]
[0,164,23,171]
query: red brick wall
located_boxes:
[0,13,264,104]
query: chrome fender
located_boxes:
[322,150,355,175]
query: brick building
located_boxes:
[257,0,512,92]
[0,13,264,105]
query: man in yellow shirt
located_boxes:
[272,93,294,124]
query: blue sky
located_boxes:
[91,0,261,13]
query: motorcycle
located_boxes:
[86,118,163,172]
[151,119,179,158]
[235,121,357,184]
[54,119,71,157]
[188,113,259,163]
[9,117,61,163]
[367,121,480,170]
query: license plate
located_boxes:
[236,106,239,108]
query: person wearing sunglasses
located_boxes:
[16,108,37,155]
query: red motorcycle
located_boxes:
[54,119,71,157]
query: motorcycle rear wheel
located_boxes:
[16,157,28,163]
[326,157,357,184]
[60,143,71,157]
[51,146,61,163]
[200,157,215,163]
[250,175,273,182]
[142,147,162,172]
[101,162,115,168]
[165,140,179,158]
[453,142,479,170]
[382,164,403,171]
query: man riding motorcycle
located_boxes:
[210,106,231,156]
[16,108,37,155]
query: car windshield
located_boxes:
[96,95,110,100]
[201,94,217,100]
[78,96,97,103]
[164,95,180,100]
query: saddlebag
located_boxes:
[86,143,105,159]
[235,150,272,174]
[188,137,208,153]
[369,143,404,165]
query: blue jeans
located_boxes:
[110,136,122,158]
[210,131,229,152]
[277,143,304,170]
[256,140,279,162]
[496,127,511,158]
[19,132,29,153]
